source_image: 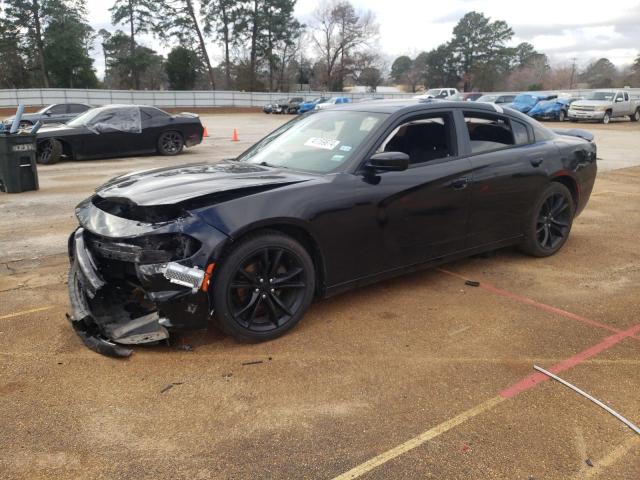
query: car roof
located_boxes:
[326,98,525,116]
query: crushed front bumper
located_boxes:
[67,201,229,357]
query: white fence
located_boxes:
[0,88,638,108]
[0,89,413,108]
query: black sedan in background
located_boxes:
[5,103,92,127]
[36,105,204,164]
[67,100,597,356]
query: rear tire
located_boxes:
[37,139,63,165]
[520,183,575,258]
[212,232,315,342]
[631,109,640,122]
[157,131,184,156]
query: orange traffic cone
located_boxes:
[203,126,209,137]
[231,128,239,142]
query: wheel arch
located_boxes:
[551,174,579,210]
[221,219,327,297]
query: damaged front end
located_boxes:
[67,196,228,357]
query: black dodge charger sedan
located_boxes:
[67,100,597,356]
[37,105,204,164]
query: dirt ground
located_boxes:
[1,113,639,479]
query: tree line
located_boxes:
[1,2,639,92]
[390,12,640,93]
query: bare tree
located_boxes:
[311,0,378,91]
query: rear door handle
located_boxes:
[530,157,544,167]
[451,177,469,190]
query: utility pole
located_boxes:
[569,57,577,90]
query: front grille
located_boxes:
[572,106,595,112]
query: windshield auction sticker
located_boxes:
[304,137,340,150]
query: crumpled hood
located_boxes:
[96,161,314,206]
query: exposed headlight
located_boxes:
[86,232,201,264]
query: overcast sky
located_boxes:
[87,0,640,76]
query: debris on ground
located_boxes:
[160,382,184,394]
[586,459,594,467]
[222,373,233,379]
[533,365,640,435]
[242,360,264,366]
[465,280,480,287]
[176,344,194,352]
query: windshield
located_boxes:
[239,110,387,173]
[425,89,442,96]
[66,108,103,126]
[514,94,538,105]
[585,91,615,101]
[476,95,498,102]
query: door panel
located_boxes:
[374,158,473,265]
[466,142,552,246]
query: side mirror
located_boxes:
[44,111,51,116]
[366,152,409,172]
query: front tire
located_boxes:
[37,139,63,165]
[520,183,575,257]
[558,110,566,122]
[157,131,184,156]
[212,232,316,342]
[602,111,611,124]
[631,109,640,122]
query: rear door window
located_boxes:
[69,104,89,113]
[48,104,67,115]
[464,113,517,154]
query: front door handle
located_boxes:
[451,177,469,190]
[530,157,544,167]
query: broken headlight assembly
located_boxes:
[86,232,201,264]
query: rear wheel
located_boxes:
[37,139,63,165]
[520,183,575,257]
[157,131,184,156]
[631,109,640,122]
[212,232,315,342]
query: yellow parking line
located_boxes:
[582,436,640,479]
[331,396,505,480]
[0,306,54,320]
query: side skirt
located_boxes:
[322,236,522,298]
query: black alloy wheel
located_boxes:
[212,232,315,342]
[37,138,62,165]
[536,193,571,250]
[158,131,184,156]
[521,183,575,257]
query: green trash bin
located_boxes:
[0,132,39,193]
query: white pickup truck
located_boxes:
[568,89,640,124]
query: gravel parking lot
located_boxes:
[1,113,639,479]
